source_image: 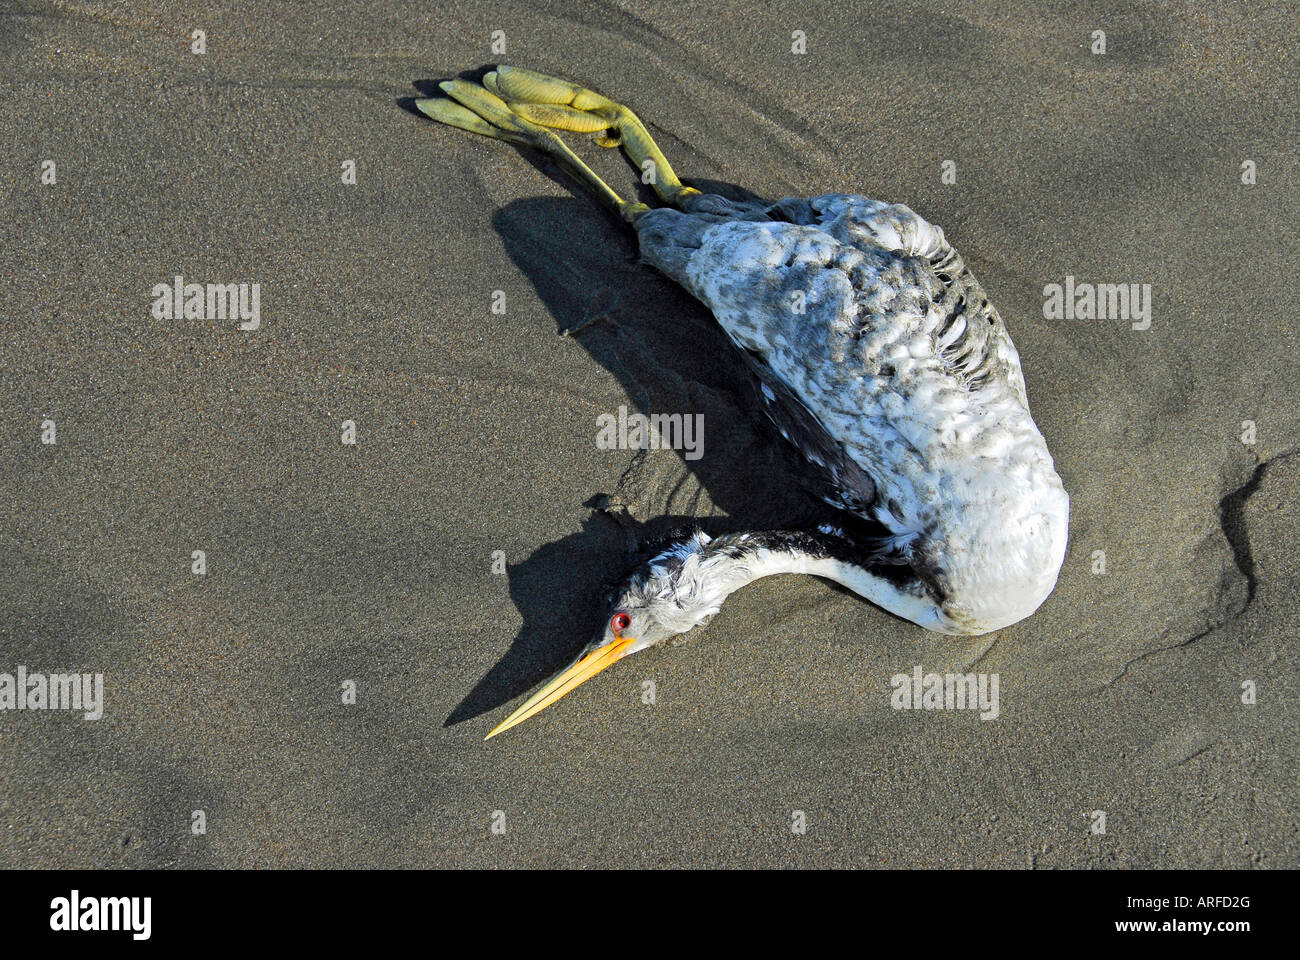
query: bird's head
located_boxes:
[485,532,721,739]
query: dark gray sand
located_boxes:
[1,1,1296,867]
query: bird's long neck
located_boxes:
[696,530,847,593]
[679,529,941,632]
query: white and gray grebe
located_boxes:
[414,67,1069,738]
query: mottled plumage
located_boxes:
[636,192,1068,633]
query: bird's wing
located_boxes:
[656,195,881,517]
[798,194,1030,406]
[670,192,1030,407]
[732,344,877,515]
[635,195,1044,542]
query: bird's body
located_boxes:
[635,192,1068,634]
[413,67,1069,736]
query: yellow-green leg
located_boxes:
[416,78,650,223]
[485,66,701,207]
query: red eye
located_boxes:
[610,613,631,634]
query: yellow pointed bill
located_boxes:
[485,635,637,739]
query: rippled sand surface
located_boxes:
[1,1,1296,867]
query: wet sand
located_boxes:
[1,1,1296,867]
